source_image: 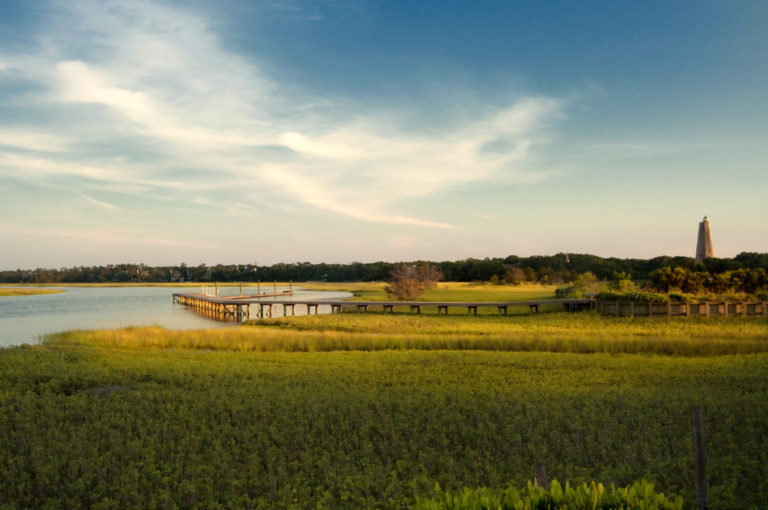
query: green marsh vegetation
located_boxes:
[2,301,768,507]
[415,479,684,509]
[52,313,768,356]
[303,281,560,302]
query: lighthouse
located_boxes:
[695,216,714,263]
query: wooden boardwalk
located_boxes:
[172,292,594,321]
[599,300,768,317]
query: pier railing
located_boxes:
[175,292,767,321]
[172,292,594,321]
[597,300,768,317]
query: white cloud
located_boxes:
[0,153,207,194]
[0,131,69,152]
[80,193,119,211]
[259,165,459,229]
[0,0,565,230]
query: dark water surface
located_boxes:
[0,286,351,347]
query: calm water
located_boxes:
[0,286,351,347]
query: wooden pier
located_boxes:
[172,289,295,321]
[172,292,594,321]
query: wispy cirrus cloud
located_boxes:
[0,223,221,250]
[0,131,69,152]
[0,0,566,230]
[80,193,119,211]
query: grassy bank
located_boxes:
[50,313,768,356]
[300,282,559,301]
[0,288,64,297]
[2,336,767,508]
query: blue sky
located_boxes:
[1,0,766,268]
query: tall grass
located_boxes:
[45,313,768,356]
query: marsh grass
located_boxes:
[2,344,767,507]
[0,288,65,296]
[420,282,559,302]
[301,281,388,299]
[300,282,560,301]
[45,313,768,356]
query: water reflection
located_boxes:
[0,286,352,347]
[181,299,338,321]
[184,306,243,323]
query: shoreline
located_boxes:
[0,288,65,297]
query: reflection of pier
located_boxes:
[173,291,295,321]
[172,292,594,322]
[183,304,243,323]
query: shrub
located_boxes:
[386,263,443,299]
[596,291,667,303]
[504,268,526,285]
[556,272,603,298]
[608,271,637,293]
[668,291,694,302]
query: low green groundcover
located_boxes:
[415,480,683,510]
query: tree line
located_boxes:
[2,252,767,285]
[647,266,768,295]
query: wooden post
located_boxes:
[215,281,218,297]
[534,463,549,490]
[258,281,261,295]
[239,281,242,296]
[692,406,708,510]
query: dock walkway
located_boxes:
[172,292,593,321]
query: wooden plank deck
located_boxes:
[172,292,594,320]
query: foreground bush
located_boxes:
[416,480,683,510]
[595,291,668,303]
